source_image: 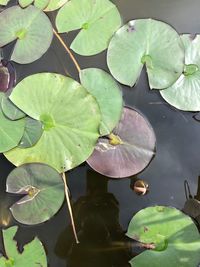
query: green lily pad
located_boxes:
[0,226,47,266]
[0,0,9,5]
[1,93,26,120]
[6,163,64,225]
[19,0,50,9]
[4,73,100,172]
[0,6,53,64]
[127,206,200,267]
[44,0,68,11]
[56,0,121,56]
[0,94,25,153]
[80,68,123,136]
[161,34,200,111]
[19,117,43,148]
[107,19,184,89]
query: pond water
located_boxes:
[1,0,200,266]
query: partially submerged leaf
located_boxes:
[56,0,121,56]
[0,60,16,92]
[0,94,25,153]
[87,107,156,178]
[127,206,200,267]
[161,34,200,111]
[80,68,123,136]
[44,0,68,11]
[107,19,184,88]
[0,226,47,266]
[0,6,53,64]
[4,73,101,172]
[6,163,64,225]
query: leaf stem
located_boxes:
[53,29,81,73]
[62,172,79,244]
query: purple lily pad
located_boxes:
[0,60,16,92]
[87,107,156,178]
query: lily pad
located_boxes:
[19,0,50,10]
[0,0,9,5]
[107,19,184,89]
[127,206,200,267]
[161,34,200,111]
[4,73,100,172]
[6,163,64,225]
[0,60,16,92]
[80,68,123,136]
[19,117,43,148]
[0,6,53,64]
[87,107,156,178]
[0,226,47,266]
[44,0,68,11]
[56,0,121,56]
[0,94,25,153]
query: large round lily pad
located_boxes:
[127,206,200,267]
[0,226,47,267]
[107,19,184,89]
[6,163,64,225]
[0,94,25,153]
[80,68,123,136]
[44,0,68,11]
[0,6,53,64]
[56,0,121,56]
[161,34,200,111]
[87,107,156,178]
[4,73,101,172]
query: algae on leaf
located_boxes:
[107,19,184,89]
[56,0,121,56]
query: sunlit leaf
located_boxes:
[107,19,184,88]
[0,226,47,266]
[0,94,25,153]
[6,164,64,225]
[0,0,10,5]
[80,68,123,136]
[4,73,101,172]
[56,0,121,56]
[0,60,16,93]
[44,0,68,11]
[87,107,156,178]
[19,0,50,9]
[127,206,200,267]
[161,34,200,111]
[0,6,53,64]
[19,117,43,148]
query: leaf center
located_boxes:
[15,28,27,40]
[28,186,39,197]
[184,64,199,76]
[40,114,55,131]
[153,234,168,251]
[82,22,89,30]
[108,133,123,146]
[141,55,153,69]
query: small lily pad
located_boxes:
[0,0,9,5]
[161,34,200,111]
[107,19,184,88]
[19,117,43,148]
[0,94,25,153]
[44,0,68,11]
[6,163,64,225]
[19,0,50,10]
[0,6,53,64]
[127,206,200,267]
[0,226,47,266]
[0,60,16,92]
[80,68,123,136]
[4,73,100,172]
[56,0,121,56]
[87,107,156,178]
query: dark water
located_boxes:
[1,0,200,266]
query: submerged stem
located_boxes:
[62,172,79,244]
[53,29,81,73]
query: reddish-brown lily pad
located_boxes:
[87,107,156,178]
[0,60,16,92]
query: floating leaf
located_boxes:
[0,60,16,92]
[0,226,47,266]
[4,73,100,172]
[44,0,68,11]
[87,107,156,178]
[80,68,123,136]
[56,0,121,56]
[19,117,43,148]
[0,94,25,153]
[127,206,200,267]
[19,0,50,9]
[0,0,10,5]
[6,163,64,225]
[0,6,53,64]
[1,93,26,120]
[18,0,33,7]
[161,34,200,111]
[107,19,184,88]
